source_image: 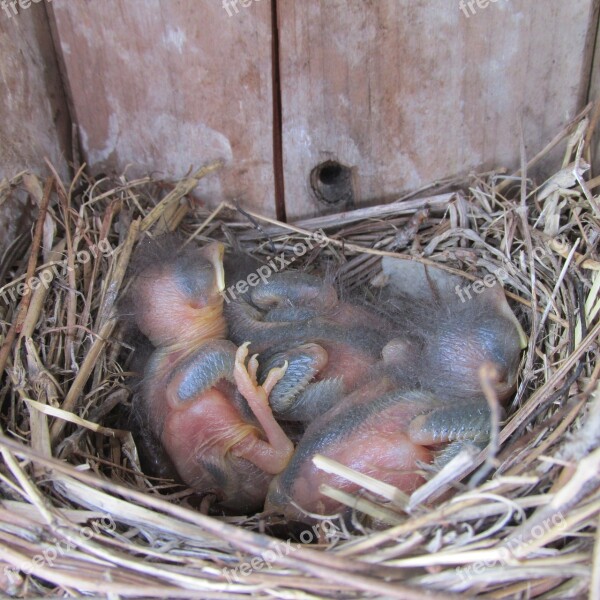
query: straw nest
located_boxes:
[0,104,599,599]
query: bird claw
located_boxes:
[233,342,294,471]
[262,360,288,395]
[234,342,288,408]
[234,342,257,398]
[248,353,260,384]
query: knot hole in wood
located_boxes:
[310,160,355,208]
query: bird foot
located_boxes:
[234,342,288,409]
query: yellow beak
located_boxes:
[203,242,226,293]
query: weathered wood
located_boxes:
[49,0,276,215]
[278,0,600,219]
[589,5,600,177]
[0,1,70,252]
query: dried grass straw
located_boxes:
[0,105,598,598]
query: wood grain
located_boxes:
[0,1,70,252]
[589,5,600,177]
[49,0,276,215]
[278,0,600,220]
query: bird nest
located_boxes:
[0,106,599,599]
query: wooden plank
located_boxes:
[278,0,600,220]
[0,1,70,251]
[49,0,276,215]
[589,6,600,177]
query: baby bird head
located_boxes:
[129,237,227,350]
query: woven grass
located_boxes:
[0,104,599,599]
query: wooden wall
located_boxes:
[278,0,600,218]
[1,0,599,223]
[0,2,69,179]
[591,17,600,177]
[48,0,276,216]
[0,0,70,252]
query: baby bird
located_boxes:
[224,263,392,421]
[379,258,526,454]
[265,379,434,521]
[143,340,293,512]
[128,238,294,512]
[265,259,526,521]
[129,239,227,350]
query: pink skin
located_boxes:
[230,343,294,473]
[281,425,432,518]
[131,242,227,349]
[314,302,394,388]
[144,342,294,512]
[265,380,434,521]
[225,272,393,414]
[313,342,378,390]
[132,242,294,511]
